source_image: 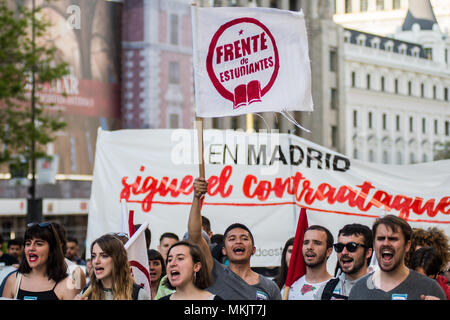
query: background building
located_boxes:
[336,0,450,163]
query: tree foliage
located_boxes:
[0,0,68,175]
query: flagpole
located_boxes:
[195,116,205,178]
[283,286,290,300]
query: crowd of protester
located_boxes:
[0,177,448,300]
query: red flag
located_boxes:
[284,208,309,289]
[128,210,136,237]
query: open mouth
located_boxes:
[169,270,180,280]
[233,247,245,254]
[381,249,394,263]
[28,254,38,262]
[340,257,354,266]
[94,267,105,274]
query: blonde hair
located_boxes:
[89,234,135,300]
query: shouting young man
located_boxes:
[188,177,281,300]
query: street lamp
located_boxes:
[27,0,42,224]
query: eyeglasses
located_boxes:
[333,242,367,253]
[27,222,52,228]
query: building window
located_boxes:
[212,118,223,129]
[445,88,449,101]
[368,112,373,129]
[409,116,414,133]
[353,110,358,128]
[423,154,428,162]
[331,126,338,148]
[351,71,356,87]
[369,150,375,162]
[434,119,438,135]
[345,0,352,13]
[422,118,426,134]
[367,74,371,90]
[393,0,400,9]
[353,148,358,159]
[446,121,449,136]
[330,88,337,109]
[396,115,400,131]
[289,0,300,11]
[231,117,238,130]
[169,61,179,84]
[253,117,261,132]
[397,151,402,164]
[383,150,388,164]
[394,78,399,94]
[421,83,424,98]
[360,0,368,12]
[382,113,387,130]
[408,81,412,96]
[410,153,415,164]
[424,48,433,60]
[70,135,77,173]
[329,48,337,72]
[169,114,179,128]
[381,76,385,92]
[169,14,179,45]
[445,48,448,64]
[376,0,384,10]
[433,85,437,99]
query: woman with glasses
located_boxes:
[159,241,223,300]
[76,234,150,300]
[1,222,81,300]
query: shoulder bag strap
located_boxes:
[13,272,22,299]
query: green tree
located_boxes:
[0,0,68,182]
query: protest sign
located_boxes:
[191,6,313,117]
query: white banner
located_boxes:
[86,129,450,269]
[191,6,313,117]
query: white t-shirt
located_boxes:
[282,275,330,300]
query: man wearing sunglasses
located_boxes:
[315,224,373,300]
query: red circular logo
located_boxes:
[206,17,279,109]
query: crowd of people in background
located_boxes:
[0,177,449,301]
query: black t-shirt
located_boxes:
[0,253,18,266]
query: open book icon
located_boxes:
[233,80,262,109]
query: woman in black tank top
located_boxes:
[16,282,59,300]
[1,222,80,300]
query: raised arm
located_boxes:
[188,177,213,274]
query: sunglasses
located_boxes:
[27,222,52,228]
[333,242,366,253]
[108,232,128,237]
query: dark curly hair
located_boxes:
[405,227,449,270]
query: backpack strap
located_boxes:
[321,278,340,300]
[132,283,142,300]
